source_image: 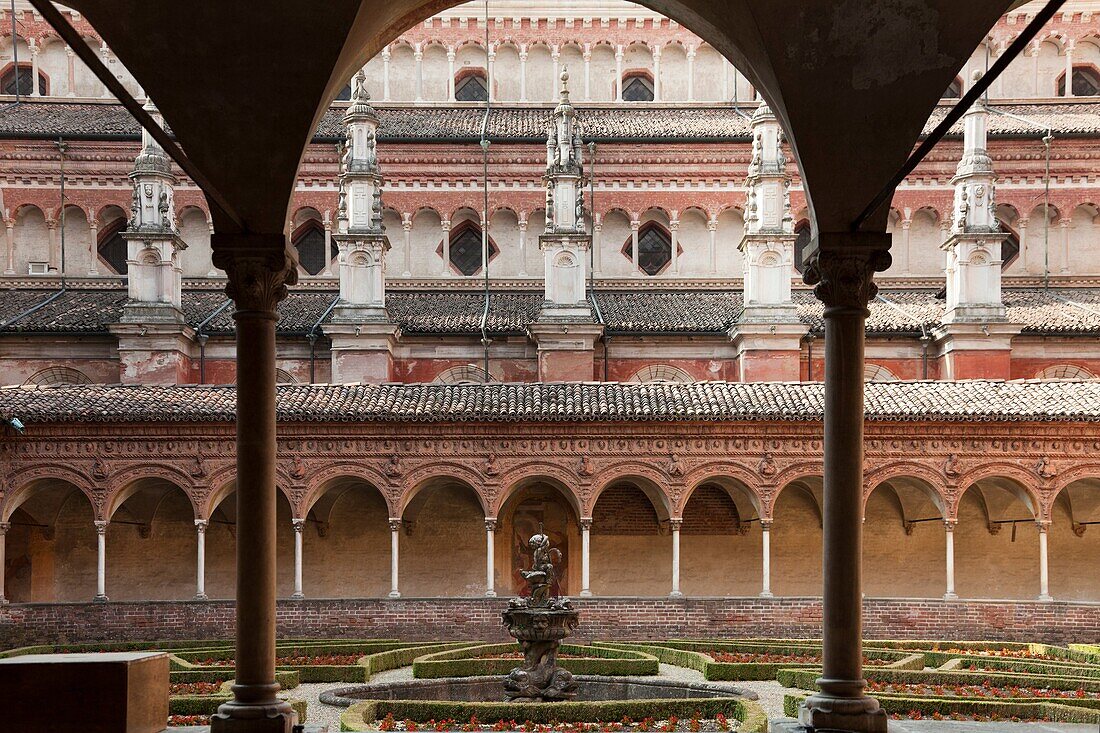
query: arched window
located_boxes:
[335,82,352,101]
[622,221,674,275]
[97,218,128,274]
[24,366,91,386]
[999,222,1021,270]
[455,70,488,102]
[1035,364,1096,380]
[943,76,962,99]
[434,364,494,384]
[621,72,654,101]
[275,368,299,384]
[864,364,899,382]
[292,220,335,276]
[1,64,47,96]
[444,220,498,276]
[629,364,695,383]
[1058,66,1100,97]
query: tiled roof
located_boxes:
[1,102,1097,142]
[2,287,1099,337]
[3,380,1100,424]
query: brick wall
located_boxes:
[2,597,1098,648]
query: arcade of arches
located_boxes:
[5,419,1100,606]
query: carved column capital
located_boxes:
[0,521,10,535]
[194,519,208,533]
[943,519,957,531]
[667,518,683,531]
[485,518,498,532]
[802,233,891,314]
[388,518,403,532]
[291,518,305,533]
[579,517,593,531]
[212,236,298,314]
[94,520,109,535]
[759,520,773,531]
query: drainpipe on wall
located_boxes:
[306,295,340,384]
[194,298,232,384]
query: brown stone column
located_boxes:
[211,240,297,733]
[799,234,890,733]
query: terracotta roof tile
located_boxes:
[2,380,1099,424]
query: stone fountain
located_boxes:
[501,530,580,701]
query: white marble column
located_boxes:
[30,44,40,96]
[669,519,683,598]
[519,48,528,101]
[291,518,305,599]
[4,220,15,275]
[1018,217,1031,273]
[487,49,496,102]
[551,48,560,99]
[447,48,456,101]
[630,219,640,276]
[721,61,730,102]
[669,219,680,274]
[652,48,662,101]
[592,220,602,274]
[389,519,401,598]
[195,519,209,600]
[402,214,413,277]
[760,520,773,598]
[0,522,9,604]
[1064,42,1075,97]
[518,218,528,276]
[1060,218,1071,273]
[943,520,957,601]
[414,46,424,102]
[485,518,497,597]
[47,219,58,271]
[615,47,624,101]
[440,219,452,276]
[707,218,717,274]
[583,48,591,100]
[580,518,593,597]
[87,220,99,276]
[382,48,391,101]
[1038,521,1052,601]
[686,48,695,100]
[94,520,109,602]
[899,217,912,274]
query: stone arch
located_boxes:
[399,465,489,517]
[864,363,898,382]
[3,468,96,523]
[587,466,672,520]
[678,467,762,518]
[864,472,947,598]
[1035,364,1096,380]
[104,466,198,520]
[494,468,582,519]
[300,463,394,518]
[628,364,695,384]
[956,466,1042,521]
[23,366,91,385]
[1048,474,1100,600]
[433,364,494,384]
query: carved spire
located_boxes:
[544,67,585,235]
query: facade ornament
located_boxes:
[758,452,776,477]
[289,455,306,481]
[943,453,960,478]
[385,454,402,477]
[667,453,683,477]
[1035,456,1056,479]
[484,452,499,476]
[189,452,206,478]
[92,457,109,481]
[578,454,593,477]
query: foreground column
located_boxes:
[580,518,592,597]
[1038,521,1052,602]
[195,519,209,601]
[760,520,773,598]
[943,520,957,601]
[669,519,683,598]
[389,519,401,598]
[291,519,305,600]
[211,243,297,733]
[0,522,8,604]
[799,236,890,733]
[485,519,497,597]
[94,520,109,602]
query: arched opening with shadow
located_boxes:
[589,477,671,596]
[955,476,1040,600]
[680,478,760,596]
[3,478,97,602]
[498,477,580,597]
[863,475,946,598]
[205,482,296,600]
[772,476,823,596]
[1050,477,1100,601]
[105,478,197,600]
[401,477,486,596]
[302,477,391,598]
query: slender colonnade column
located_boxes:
[210,242,297,732]
[799,235,890,733]
[1038,521,1052,601]
[943,520,957,601]
[630,219,640,275]
[440,219,452,276]
[292,518,305,599]
[94,520,108,602]
[615,47,623,101]
[485,519,497,597]
[669,518,683,598]
[402,215,413,277]
[389,519,402,598]
[760,520,773,598]
[580,518,592,597]
[5,220,15,275]
[447,49,456,101]
[382,49,391,101]
[195,519,209,600]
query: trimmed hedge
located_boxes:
[784,692,1100,724]
[413,644,658,679]
[169,695,307,722]
[339,698,768,733]
[362,642,480,679]
[170,669,300,690]
[777,667,1100,695]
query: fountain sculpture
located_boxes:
[501,530,580,701]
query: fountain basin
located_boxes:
[322,675,758,707]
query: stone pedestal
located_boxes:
[110,320,195,385]
[933,321,1019,380]
[0,651,169,733]
[528,322,603,382]
[729,309,805,382]
[325,319,398,384]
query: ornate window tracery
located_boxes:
[292,220,335,276]
[455,71,489,102]
[445,220,498,276]
[97,218,128,275]
[622,222,674,276]
[1058,66,1100,97]
[621,73,654,101]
